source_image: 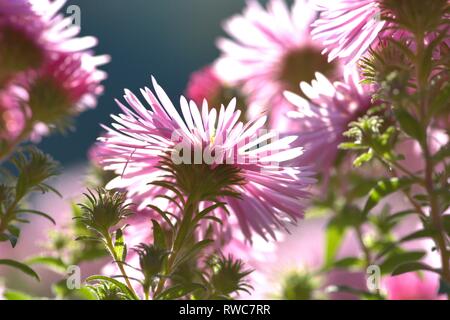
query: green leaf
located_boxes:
[0,232,18,247]
[333,257,364,270]
[85,275,138,300]
[394,108,425,144]
[338,142,366,151]
[324,220,346,268]
[174,239,214,269]
[151,219,166,249]
[380,251,426,275]
[353,150,374,167]
[27,256,67,274]
[376,228,437,259]
[14,209,56,225]
[155,283,204,300]
[3,290,35,300]
[391,262,438,276]
[363,178,413,215]
[430,83,450,116]
[0,259,40,281]
[114,229,127,262]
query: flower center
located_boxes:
[278,46,338,96]
[0,26,44,86]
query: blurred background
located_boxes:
[39,0,251,166]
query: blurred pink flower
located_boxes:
[384,272,444,300]
[311,0,387,66]
[0,0,109,144]
[97,76,315,240]
[215,0,340,131]
[239,218,366,300]
[186,66,222,106]
[0,0,33,15]
[311,0,450,65]
[284,69,372,170]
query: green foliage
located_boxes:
[0,259,39,281]
[0,148,60,248]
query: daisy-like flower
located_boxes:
[97,77,315,240]
[215,0,340,131]
[284,69,372,171]
[311,0,450,66]
[24,51,108,128]
[0,0,108,146]
[311,0,387,66]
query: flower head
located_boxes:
[215,0,340,130]
[311,0,450,66]
[25,52,108,127]
[97,77,315,240]
[0,0,109,142]
[285,69,372,171]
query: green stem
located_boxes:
[414,31,450,294]
[153,198,199,299]
[104,233,138,299]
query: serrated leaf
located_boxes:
[0,259,40,281]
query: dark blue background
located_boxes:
[39,0,249,165]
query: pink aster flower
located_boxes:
[186,66,222,106]
[311,0,387,66]
[0,0,108,146]
[24,52,108,118]
[97,77,315,240]
[215,0,341,131]
[384,272,445,300]
[284,69,372,170]
[311,0,450,65]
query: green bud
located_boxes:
[135,244,167,292]
[208,255,253,297]
[280,271,317,300]
[77,188,132,237]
